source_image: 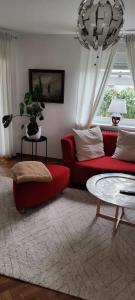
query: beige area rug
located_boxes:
[0,176,135,300]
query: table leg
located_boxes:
[35,143,37,160]
[113,206,120,236]
[45,139,47,162]
[95,200,134,236]
[96,199,101,216]
[122,207,125,216]
[21,139,23,161]
[32,142,33,160]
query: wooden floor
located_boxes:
[0,158,82,300]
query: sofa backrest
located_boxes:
[102,131,118,156]
[61,130,118,167]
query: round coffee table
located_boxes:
[86,173,135,235]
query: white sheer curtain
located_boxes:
[75,44,117,129]
[0,33,16,157]
[125,35,135,88]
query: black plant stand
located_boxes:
[21,136,47,162]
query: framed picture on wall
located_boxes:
[29,69,65,103]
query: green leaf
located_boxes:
[26,105,33,116]
[32,103,42,115]
[24,93,32,105]
[38,113,44,121]
[33,82,43,101]
[19,102,25,116]
[40,102,45,108]
[2,114,13,128]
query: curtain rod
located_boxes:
[0,28,18,39]
[121,29,135,35]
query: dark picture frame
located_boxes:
[29,69,65,103]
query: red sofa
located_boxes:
[13,164,70,212]
[61,130,135,186]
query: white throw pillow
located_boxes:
[73,126,105,161]
[112,130,135,162]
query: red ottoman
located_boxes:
[13,164,70,212]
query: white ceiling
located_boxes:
[0,0,134,35]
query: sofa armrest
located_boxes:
[61,134,76,167]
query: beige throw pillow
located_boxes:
[73,126,105,161]
[112,130,135,162]
[12,161,53,183]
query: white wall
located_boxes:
[13,34,81,158]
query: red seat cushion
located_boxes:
[71,156,135,185]
[13,164,70,211]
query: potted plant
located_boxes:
[2,84,45,140]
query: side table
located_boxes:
[21,136,47,162]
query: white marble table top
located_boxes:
[86,173,135,209]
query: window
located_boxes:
[94,40,135,127]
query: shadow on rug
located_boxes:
[0,176,135,300]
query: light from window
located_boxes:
[97,86,135,120]
[94,41,135,127]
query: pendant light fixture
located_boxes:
[77,0,125,51]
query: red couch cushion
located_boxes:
[71,156,135,185]
[76,156,135,172]
[103,131,118,156]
